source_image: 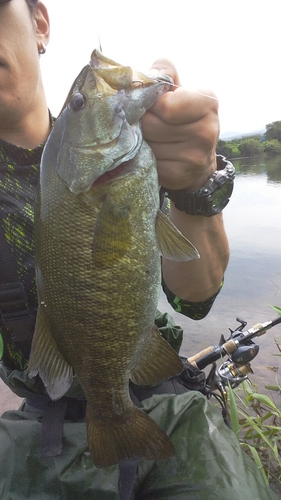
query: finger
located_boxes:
[157,159,189,189]
[147,140,208,163]
[143,112,219,147]
[156,157,212,191]
[148,58,181,87]
[142,111,193,142]
[148,87,219,125]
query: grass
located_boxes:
[227,335,281,487]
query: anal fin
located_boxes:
[130,325,183,386]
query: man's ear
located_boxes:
[33,2,50,51]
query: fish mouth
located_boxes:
[92,160,133,186]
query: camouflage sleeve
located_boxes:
[154,309,183,354]
[162,278,224,320]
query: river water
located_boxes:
[158,155,281,391]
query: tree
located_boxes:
[265,121,281,142]
[263,139,281,155]
[238,138,264,156]
[216,139,233,158]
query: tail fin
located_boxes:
[86,405,174,468]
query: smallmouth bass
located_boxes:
[28,50,200,467]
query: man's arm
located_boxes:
[142,59,230,304]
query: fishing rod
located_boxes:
[187,315,281,392]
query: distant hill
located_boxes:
[220,129,266,141]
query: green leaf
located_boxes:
[241,443,269,485]
[272,305,281,315]
[262,424,281,432]
[237,409,276,454]
[251,393,280,412]
[264,385,281,391]
[228,384,240,435]
[260,412,275,423]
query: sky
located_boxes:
[41,0,281,137]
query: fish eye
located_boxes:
[69,92,86,112]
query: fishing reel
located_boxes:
[214,317,259,390]
[188,315,281,394]
[215,359,253,389]
[186,315,281,426]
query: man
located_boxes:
[0,1,277,499]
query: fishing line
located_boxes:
[155,79,219,101]
[189,91,219,101]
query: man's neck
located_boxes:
[0,101,52,149]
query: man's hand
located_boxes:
[142,59,219,192]
[142,59,229,305]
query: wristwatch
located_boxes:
[166,155,235,217]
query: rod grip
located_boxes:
[187,339,237,367]
[188,346,215,366]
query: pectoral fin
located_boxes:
[156,209,200,261]
[28,304,73,400]
[130,324,183,386]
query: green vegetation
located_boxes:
[229,376,281,487]
[217,121,281,158]
[227,305,281,489]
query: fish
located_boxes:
[28,49,200,468]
